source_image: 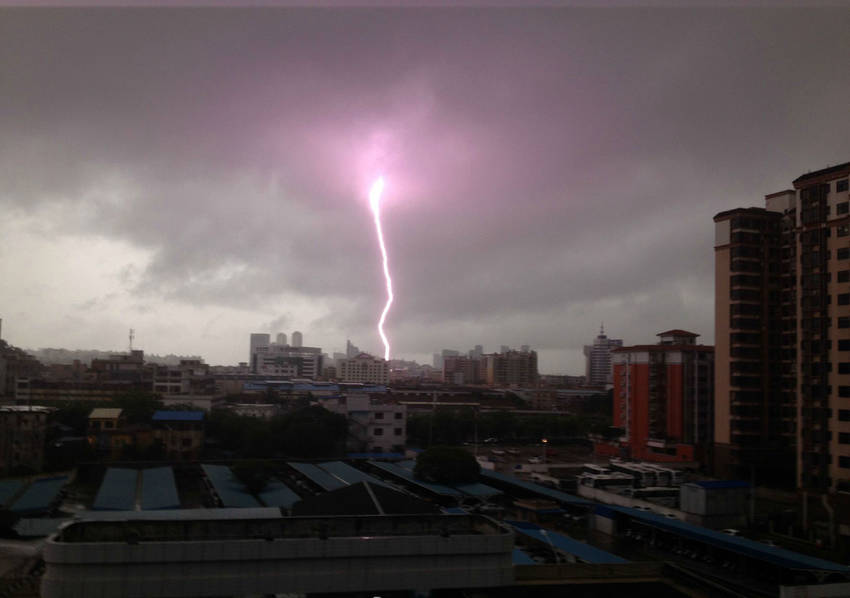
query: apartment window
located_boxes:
[838,179,849,193]
[374,412,384,419]
[840,386,850,398]
[840,363,850,374]
[394,428,402,436]
[373,428,383,436]
[840,433,850,444]
[840,456,850,469]
[841,341,850,351]
[839,248,850,260]
[838,201,850,215]
[840,270,850,283]
[841,410,850,421]
[840,294,850,306]
[840,317,850,329]
[839,225,850,237]
[394,412,403,420]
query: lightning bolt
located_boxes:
[369,176,393,361]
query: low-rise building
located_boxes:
[321,393,406,453]
[152,410,205,460]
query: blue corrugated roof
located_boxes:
[152,410,204,422]
[141,467,180,510]
[442,506,468,514]
[690,480,750,489]
[0,479,24,508]
[513,548,538,565]
[367,460,462,497]
[346,452,405,459]
[201,464,261,508]
[318,461,393,488]
[481,469,592,506]
[506,520,629,564]
[395,459,502,497]
[258,478,300,509]
[10,476,68,515]
[92,468,138,511]
[288,462,347,492]
[606,505,850,573]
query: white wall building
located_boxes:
[322,393,406,453]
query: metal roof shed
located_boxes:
[201,464,261,508]
[92,468,138,511]
[141,467,180,510]
[10,476,68,515]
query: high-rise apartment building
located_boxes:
[598,330,714,464]
[714,161,850,493]
[443,355,483,385]
[482,350,538,387]
[583,326,623,386]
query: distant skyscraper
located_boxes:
[346,339,360,358]
[291,331,303,348]
[520,344,530,353]
[276,332,287,346]
[500,345,510,354]
[249,333,270,367]
[583,325,622,386]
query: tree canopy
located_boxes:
[414,446,480,485]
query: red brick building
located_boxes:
[595,330,714,464]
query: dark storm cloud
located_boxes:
[2,7,849,369]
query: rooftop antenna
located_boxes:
[129,328,135,353]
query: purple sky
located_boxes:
[2,6,849,373]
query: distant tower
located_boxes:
[128,329,135,352]
[291,331,303,348]
[276,332,287,346]
[249,333,271,368]
[583,324,623,386]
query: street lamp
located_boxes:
[542,438,548,465]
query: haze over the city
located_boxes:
[2,5,849,373]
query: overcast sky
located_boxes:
[1,5,849,373]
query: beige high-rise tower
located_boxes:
[714,161,850,495]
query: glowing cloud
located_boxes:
[369,176,393,361]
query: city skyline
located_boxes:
[2,6,849,373]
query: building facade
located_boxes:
[0,405,50,474]
[443,355,483,385]
[714,161,850,493]
[482,350,538,387]
[584,327,623,386]
[337,353,389,385]
[598,330,714,464]
[321,393,406,453]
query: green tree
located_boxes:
[276,406,347,458]
[113,391,163,424]
[414,445,480,485]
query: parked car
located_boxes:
[528,456,542,464]
[721,529,741,536]
[505,448,521,455]
[483,437,499,444]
